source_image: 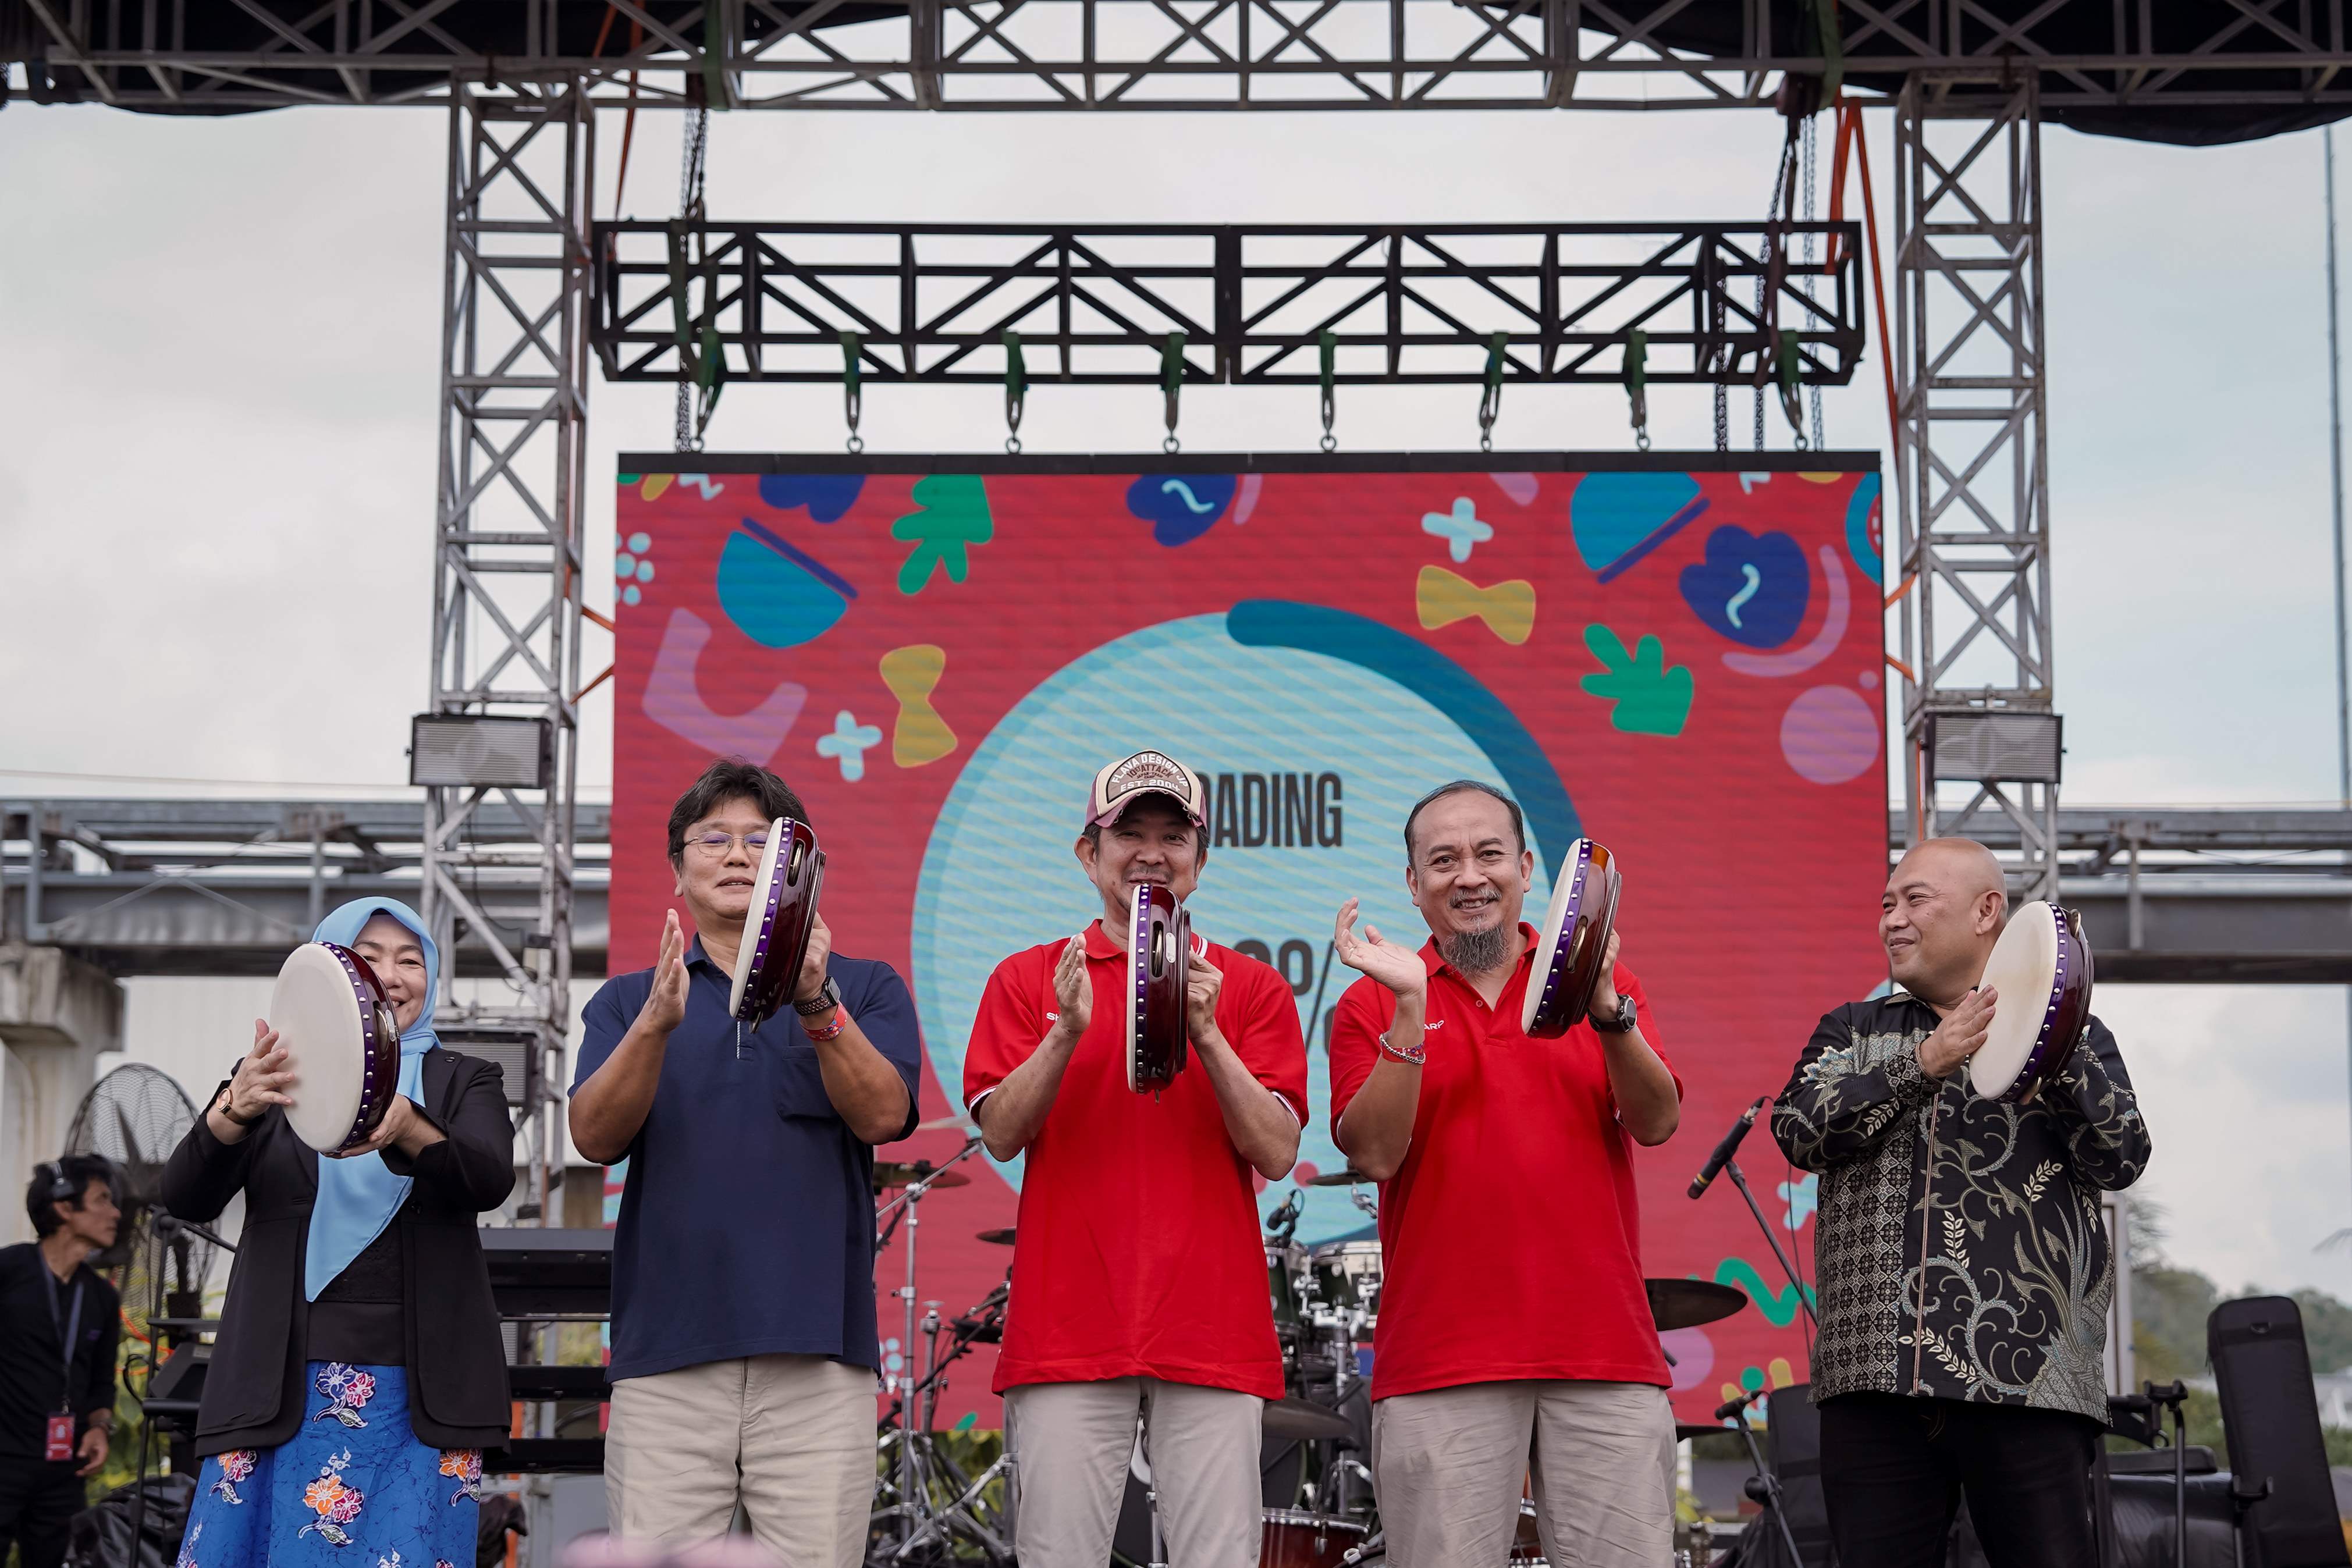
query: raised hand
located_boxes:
[1049,936,1092,1043]
[1919,984,1999,1077]
[1334,899,1426,998]
[224,1018,295,1123]
[1184,952,1225,1041]
[1588,929,1626,1018]
[640,909,690,1036]
[795,913,835,1006]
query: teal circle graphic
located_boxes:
[911,610,1571,1245]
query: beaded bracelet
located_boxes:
[805,1012,848,1043]
[1377,1030,1426,1066]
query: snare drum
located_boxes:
[1969,899,2095,1105]
[1310,1240,1385,1322]
[1522,838,1622,1037]
[269,942,403,1154]
[1262,1510,1369,1568]
[1127,883,1191,1093]
[727,817,825,1026]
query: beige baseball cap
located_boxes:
[1085,750,1208,830]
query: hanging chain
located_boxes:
[1802,113,1826,450]
[673,105,710,453]
[1751,137,1788,453]
[1714,385,1729,452]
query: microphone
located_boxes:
[1715,1388,1764,1423]
[1687,1095,1768,1200]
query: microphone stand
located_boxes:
[1718,1158,1818,1331]
[1726,1389,1807,1568]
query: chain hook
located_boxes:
[1161,331,1185,455]
[1622,329,1651,453]
[840,331,864,455]
[1318,329,1339,453]
[1003,330,1028,456]
[1477,332,1507,454]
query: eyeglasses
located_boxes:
[688,831,769,855]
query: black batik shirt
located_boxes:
[1770,991,2151,1421]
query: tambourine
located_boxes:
[269,942,403,1154]
[1520,838,1622,1037]
[1969,899,2095,1104]
[1127,883,1191,1094]
[727,817,826,1026]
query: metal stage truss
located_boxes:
[9,2,2352,115]
[12,798,2352,985]
[589,221,1866,389]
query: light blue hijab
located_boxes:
[303,897,440,1302]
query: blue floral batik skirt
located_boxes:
[179,1363,484,1567]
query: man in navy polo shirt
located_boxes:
[570,758,921,1564]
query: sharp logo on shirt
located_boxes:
[1198,771,1343,849]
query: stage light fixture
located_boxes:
[408,714,552,790]
[1925,709,2064,786]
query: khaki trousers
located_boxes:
[1372,1379,1675,1568]
[1004,1378,1265,1568]
[606,1353,876,1566]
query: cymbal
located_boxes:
[1302,1168,1378,1187]
[872,1163,972,1190]
[1646,1278,1749,1331]
[977,1227,1017,1246]
[1676,1423,1732,1442]
[1262,1396,1355,1442]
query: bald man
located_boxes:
[1770,838,2150,1568]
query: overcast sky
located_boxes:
[3,87,2350,1297]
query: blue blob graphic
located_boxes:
[1571,471,1709,583]
[1679,525,1811,650]
[1125,474,1239,547]
[716,520,856,649]
[757,473,866,524]
[1845,472,1884,584]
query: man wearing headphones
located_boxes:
[0,1156,122,1568]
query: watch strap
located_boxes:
[794,976,843,1016]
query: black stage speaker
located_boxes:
[1767,1382,1838,1568]
[2208,1295,2352,1567]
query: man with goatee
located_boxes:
[1328,780,1682,1568]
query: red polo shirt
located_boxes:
[965,920,1308,1398]
[1327,925,1679,1400]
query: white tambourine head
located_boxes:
[271,943,368,1153]
[726,819,788,1021]
[1969,898,2059,1100]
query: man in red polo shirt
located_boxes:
[964,749,1308,1568]
[1328,779,1682,1568]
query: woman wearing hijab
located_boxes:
[164,897,515,1565]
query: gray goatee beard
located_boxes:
[1438,920,1511,976]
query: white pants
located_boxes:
[1005,1377,1265,1568]
[1372,1379,1675,1568]
[606,1353,876,1567]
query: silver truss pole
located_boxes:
[1893,72,2059,901]
[421,75,594,1238]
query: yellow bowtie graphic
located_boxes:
[1416,566,1537,645]
[879,644,958,766]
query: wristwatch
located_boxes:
[1594,994,1639,1034]
[794,976,843,1017]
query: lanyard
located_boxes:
[38,1265,84,1414]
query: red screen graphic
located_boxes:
[610,454,1888,1428]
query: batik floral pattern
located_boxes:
[1770,993,2151,1422]
[437,1447,490,1505]
[297,1450,366,1545]
[210,1448,257,1505]
[314,1363,379,1429]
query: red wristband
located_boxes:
[1377,1031,1426,1066]
[804,1011,847,1043]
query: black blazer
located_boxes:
[161,1050,516,1456]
